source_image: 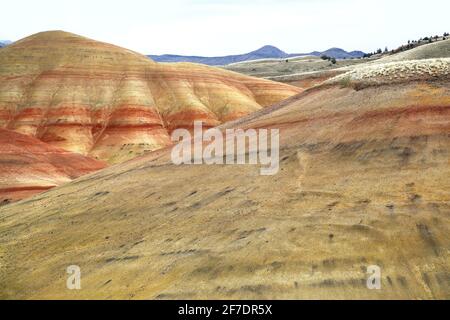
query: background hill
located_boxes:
[376,38,450,63]
[149,45,366,65]
[316,48,366,59]
[223,55,370,84]
[223,37,450,89]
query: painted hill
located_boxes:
[0,31,301,164]
[0,58,448,299]
[149,45,366,66]
[0,128,106,204]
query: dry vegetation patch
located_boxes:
[326,58,450,87]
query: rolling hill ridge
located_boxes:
[149,45,366,65]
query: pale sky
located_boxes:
[2,0,449,56]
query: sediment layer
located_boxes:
[0,128,106,203]
[0,31,301,164]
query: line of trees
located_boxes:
[363,32,449,58]
[320,55,337,64]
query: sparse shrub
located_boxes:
[331,58,337,64]
[338,76,352,88]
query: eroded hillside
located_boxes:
[0,58,448,299]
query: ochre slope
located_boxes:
[0,31,301,164]
[0,128,106,204]
[0,59,449,299]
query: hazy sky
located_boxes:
[2,0,449,55]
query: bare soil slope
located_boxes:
[0,128,106,203]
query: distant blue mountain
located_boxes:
[314,48,366,59]
[148,45,366,65]
[0,40,12,48]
